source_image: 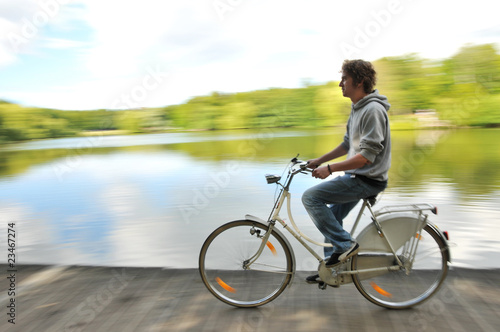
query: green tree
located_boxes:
[374,54,439,114]
[116,111,142,133]
[436,44,500,125]
[215,101,258,129]
[446,43,500,94]
[313,81,351,127]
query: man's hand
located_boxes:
[312,165,331,179]
[307,158,321,169]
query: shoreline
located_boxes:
[3,124,499,146]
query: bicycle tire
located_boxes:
[352,224,449,309]
[199,220,294,307]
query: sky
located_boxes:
[0,0,499,110]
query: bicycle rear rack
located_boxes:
[374,203,437,217]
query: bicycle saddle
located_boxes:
[365,195,377,206]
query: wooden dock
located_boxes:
[1,265,499,331]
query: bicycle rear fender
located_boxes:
[356,212,449,260]
[426,222,452,262]
[245,214,297,284]
[356,213,415,252]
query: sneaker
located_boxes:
[325,242,359,268]
[339,242,360,262]
[324,253,342,268]
[305,274,321,284]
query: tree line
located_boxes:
[1,43,499,143]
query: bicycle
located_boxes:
[199,156,451,309]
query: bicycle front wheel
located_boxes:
[199,220,294,307]
[352,224,449,309]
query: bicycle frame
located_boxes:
[245,159,443,285]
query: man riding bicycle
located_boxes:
[302,59,391,284]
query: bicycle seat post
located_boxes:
[350,199,370,236]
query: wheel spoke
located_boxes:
[352,224,448,309]
[199,220,293,307]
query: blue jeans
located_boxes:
[302,174,386,258]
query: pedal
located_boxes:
[318,282,327,290]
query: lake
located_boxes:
[1,127,499,270]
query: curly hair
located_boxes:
[341,59,377,94]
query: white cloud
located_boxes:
[0,0,86,66]
[0,17,23,66]
[1,0,499,109]
[42,36,87,49]
[81,1,194,78]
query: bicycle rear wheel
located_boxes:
[199,220,294,307]
[352,224,449,309]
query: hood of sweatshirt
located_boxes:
[353,89,391,112]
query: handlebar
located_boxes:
[266,156,312,186]
[290,156,312,173]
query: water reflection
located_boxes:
[0,128,499,269]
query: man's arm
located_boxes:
[312,153,371,179]
[308,143,348,168]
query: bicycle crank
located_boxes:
[317,261,343,288]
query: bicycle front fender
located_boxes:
[245,214,297,285]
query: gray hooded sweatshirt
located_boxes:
[341,89,391,182]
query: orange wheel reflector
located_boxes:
[215,277,236,293]
[266,241,278,256]
[370,281,392,298]
[416,233,423,240]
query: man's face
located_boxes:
[339,73,357,99]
